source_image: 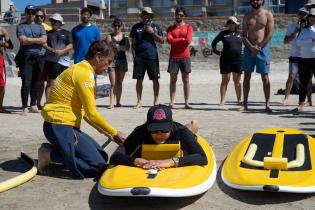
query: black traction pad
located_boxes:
[282,134,311,171]
[240,133,276,169]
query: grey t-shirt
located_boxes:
[45,29,73,67]
[16,22,46,56]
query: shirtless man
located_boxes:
[0,27,14,113]
[239,0,274,112]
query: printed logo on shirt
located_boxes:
[85,82,94,88]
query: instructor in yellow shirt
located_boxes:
[39,40,126,178]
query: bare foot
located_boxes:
[38,143,52,174]
[305,102,312,107]
[292,104,304,112]
[0,107,11,114]
[169,103,174,109]
[20,108,29,116]
[29,106,40,113]
[282,99,288,106]
[185,120,199,134]
[218,102,224,107]
[133,103,142,109]
[238,106,248,112]
[265,106,272,113]
[115,103,122,107]
[237,101,242,106]
[185,104,192,109]
[107,105,114,109]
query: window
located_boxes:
[143,0,173,7]
[178,0,202,6]
[212,0,233,5]
[111,0,127,8]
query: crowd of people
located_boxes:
[0,0,314,178]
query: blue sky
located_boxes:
[14,0,101,11]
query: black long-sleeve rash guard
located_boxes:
[110,122,208,167]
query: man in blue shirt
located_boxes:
[130,7,164,109]
[72,8,101,64]
[16,5,47,116]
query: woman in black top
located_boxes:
[110,105,207,170]
[212,16,242,106]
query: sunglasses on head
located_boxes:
[36,15,45,19]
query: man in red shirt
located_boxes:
[167,7,193,109]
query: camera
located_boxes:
[299,18,306,25]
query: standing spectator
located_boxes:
[35,8,52,109]
[105,18,130,109]
[239,0,274,112]
[4,2,18,25]
[72,7,101,64]
[166,7,193,109]
[130,7,164,109]
[16,5,47,116]
[0,26,13,113]
[212,16,242,106]
[39,41,126,177]
[295,8,315,111]
[43,13,73,99]
[282,8,308,105]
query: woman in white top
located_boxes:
[295,8,315,111]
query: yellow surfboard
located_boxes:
[222,128,315,193]
[98,135,216,197]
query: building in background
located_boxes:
[107,0,286,18]
[285,0,308,14]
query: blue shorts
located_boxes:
[242,46,270,74]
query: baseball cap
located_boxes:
[25,5,36,12]
[227,16,240,25]
[141,7,154,15]
[299,7,309,14]
[147,105,173,132]
[50,13,64,24]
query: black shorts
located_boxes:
[220,57,242,74]
[133,56,160,80]
[167,58,191,74]
[45,61,68,79]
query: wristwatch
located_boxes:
[172,157,180,167]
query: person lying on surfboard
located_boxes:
[110,104,207,170]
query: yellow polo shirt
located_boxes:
[42,60,118,137]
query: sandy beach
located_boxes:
[1,60,315,210]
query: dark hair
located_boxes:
[34,8,46,21]
[112,18,122,27]
[85,40,114,60]
[81,7,92,16]
[175,7,186,16]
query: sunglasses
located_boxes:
[36,15,45,19]
[299,12,307,16]
[176,14,185,17]
[26,11,36,15]
[113,24,121,28]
